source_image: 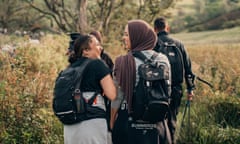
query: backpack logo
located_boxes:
[132,52,170,123]
[168,52,175,56]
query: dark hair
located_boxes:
[154,17,167,31]
[68,33,82,52]
[69,35,93,63]
[67,33,83,64]
[89,30,102,43]
[74,35,93,57]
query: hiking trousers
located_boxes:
[167,85,183,144]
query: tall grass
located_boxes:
[0,34,68,143]
[173,28,240,143]
[0,27,240,143]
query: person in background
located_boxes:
[64,34,116,144]
[153,17,195,144]
[110,19,172,144]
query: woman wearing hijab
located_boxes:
[110,20,172,144]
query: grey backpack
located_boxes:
[132,51,170,122]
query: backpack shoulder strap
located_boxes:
[74,59,92,90]
[132,51,148,63]
[157,37,183,61]
[158,37,177,47]
[74,59,101,105]
[132,51,158,64]
[157,37,164,46]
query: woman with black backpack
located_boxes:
[110,19,172,144]
[63,34,116,144]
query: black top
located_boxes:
[80,58,111,93]
[101,51,114,71]
[155,31,195,90]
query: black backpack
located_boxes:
[132,51,170,123]
[52,59,105,125]
[154,38,184,86]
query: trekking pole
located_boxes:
[187,100,191,142]
[181,100,190,128]
[195,76,213,89]
[180,100,191,142]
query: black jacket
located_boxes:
[154,31,195,91]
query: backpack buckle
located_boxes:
[74,89,82,113]
[146,81,151,87]
[74,89,81,94]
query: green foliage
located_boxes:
[1,0,240,34]
[172,28,240,143]
[1,0,177,34]
[171,0,240,33]
[209,101,240,128]
[0,0,47,31]
[222,19,240,28]
[205,0,223,18]
[176,96,240,144]
[1,28,240,143]
[0,34,67,144]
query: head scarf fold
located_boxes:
[114,20,157,112]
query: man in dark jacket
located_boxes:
[153,17,195,144]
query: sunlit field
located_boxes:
[173,28,240,143]
[0,27,239,143]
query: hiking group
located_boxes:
[53,17,195,144]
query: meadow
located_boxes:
[0,27,240,144]
[173,27,240,143]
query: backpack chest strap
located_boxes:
[82,92,106,111]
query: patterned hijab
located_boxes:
[114,20,157,112]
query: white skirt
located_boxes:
[64,118,108,144]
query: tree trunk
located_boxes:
[102,0,115,34]
[77,0,88,33]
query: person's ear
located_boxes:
[82,49,90,57]
[166,25,170,32]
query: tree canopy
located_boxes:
[0,0,240,35]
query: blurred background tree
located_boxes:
[1,0,177,34]
[171,0,240,32]
[0,0,240,35]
